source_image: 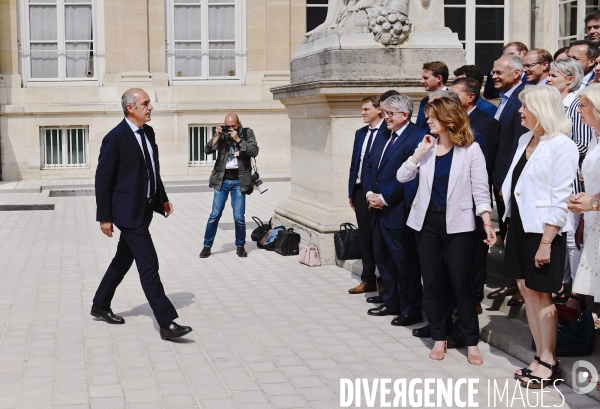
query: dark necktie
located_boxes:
[137,127,156,198]
[359,128,377,180]
[381,131,398,166]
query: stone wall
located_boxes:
[0,0,305,180]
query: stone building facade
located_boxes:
[0,0,305,180]
[0,0,597,181]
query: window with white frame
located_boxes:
[307,0,328,32]
[41,127,89,168]
[19,0,101,82]
[558,0,600,48]
[189,126,217,165]
[444,0,507,73]
[167,0,244,80]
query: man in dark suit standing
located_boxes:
[347,96,386,295]
[416,61,449,129]
[453,64,498,118]
[363,94,425,326]
[92,88,192,341]
[451,78,500,312]
[487,55,529,305]
[483,42,528,100]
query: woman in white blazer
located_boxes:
[502,85,578,389]
[397,97,496,365]
[567,83,600,334]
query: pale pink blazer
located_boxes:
[397,138,492,234]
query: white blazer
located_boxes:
[501,131,579,234]
[397,139,492,234]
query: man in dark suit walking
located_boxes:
[487,55,529,305]
[363,94,425,326]
[92,88,192,341]
[347,96,386,295]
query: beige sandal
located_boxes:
[429,341,447,361]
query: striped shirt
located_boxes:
[564,93,593,193]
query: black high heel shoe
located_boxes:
[514,356,540,380]
[520,359,562,389]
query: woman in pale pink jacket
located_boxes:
[397,96,496,364]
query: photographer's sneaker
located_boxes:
[199,246,211,258]
[236,246,247,257]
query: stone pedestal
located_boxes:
[271,0,466,265]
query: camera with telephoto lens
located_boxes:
[251,172,268,194]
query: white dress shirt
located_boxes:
[356,119,383,184]
[366,122,409,206]
[125,117,156,198]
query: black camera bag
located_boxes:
[274,228,301,256]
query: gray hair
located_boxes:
[500,54,525,73]
[550,58,584,92]
[429,90,462,104]
[381,94,413,115]
[121,91,137,116]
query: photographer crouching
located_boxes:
[199,113,259,258]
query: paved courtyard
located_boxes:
[0,177,597,409]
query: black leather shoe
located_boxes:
[487,285,518,299]
[412,324,431,338]
[366,295,384,303]
[391,314,424,326]
[90,306,125,325]
[199,247,211,258]
[367,304,399,316]
[507,292,525,306]
[160,322,193,340]
[236,246,248,257]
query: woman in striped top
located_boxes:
[547,58,593,299]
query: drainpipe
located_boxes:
[530,0,537,48]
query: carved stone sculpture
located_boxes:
[304,0,411,46]
[367,0,411,45]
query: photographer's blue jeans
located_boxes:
[203,179,246,248]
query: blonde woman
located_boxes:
[568,83,600,325]
[502,85,578,388]
[397,96,496,365]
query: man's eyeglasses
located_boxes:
[523,62,544,69]
[382,110,404,118]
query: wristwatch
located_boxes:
[593,200,599,211]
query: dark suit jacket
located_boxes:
[96,119,169,229]
[469,107,500,176]
[415,96,429,130]
[363,122,425,229]
[348,120,387,198]
[491,82,529,190]
[475,97,498,118]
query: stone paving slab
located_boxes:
[0,179,597,408]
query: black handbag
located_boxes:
[274,228,301,256]
[251,217,271,242]
[531,311,595,356]
[334,223,362,260]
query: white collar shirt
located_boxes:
[125,117,156,198]
[357,119,384,183]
